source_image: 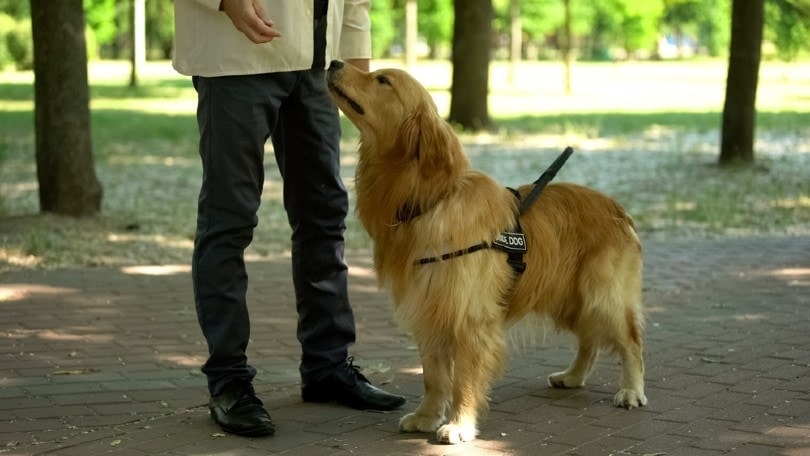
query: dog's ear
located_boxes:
[401,108,463,178]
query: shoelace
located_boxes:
[343,356,371,385]
[231,380,264,406]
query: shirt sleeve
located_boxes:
[192,0,221,11]
[340,0,372,60]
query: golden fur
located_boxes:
[326,61,647,444]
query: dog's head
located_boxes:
[327,60,465,178]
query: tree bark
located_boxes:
[130,0,146,87]
[562,0,573,95]
[448,0,493,131]
[719,0,764,166]
[31,0,103,215]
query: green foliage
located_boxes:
[23,229,54,257]
[766,0,810,61]
[621,0,665,51]
[663,0,730,56]
[1,0,808,73]
[0,13,15,69]
[85,25,100,61]
[146,0,175,59]
[371,0,398,58]
[83,0,118,48]
[585,0,664,58]
[371,0,452,58]
[5,17,32,70]
[493,0,593,57]
[2,60,809,269]
[418,0,453,56]
[0,0,28,19]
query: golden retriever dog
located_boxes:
[326,61,647,444]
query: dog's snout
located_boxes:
[329,60,344,71]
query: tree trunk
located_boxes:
[31,0,103,216]
[719,0,764,166]
[562,0,573,95]
[130,0,146,87]
[508,0,520,84]
[448,0,493,131]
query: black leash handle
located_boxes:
[518,146,574,215]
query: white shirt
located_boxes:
[173,0,371,77]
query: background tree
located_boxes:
[662,0,730,57]
[585,0,664,59]
[30,0,103,215]
[83,0,117,57]
[146,0,174,59]
[448,0,494,130]
[719,0,764,166]
[765,0,810,62]
[419,0,454,58]
[371,0,399,58]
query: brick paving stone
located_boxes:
[725,442,796,456]
[729,412,796,435]
[670,377,730,399]
[654,403,718,424]
[1,235,809,455]
[666,447,727,456]
[546,423,614,446]
[690,429,760,451]
[702,390,761,412]
[589,409,660,431]
[768,398,810,419]
[707,366,764,385]
[708,402,771,423]
[514,440,574,455]
[12,405,94,421]
[566,434,641,455]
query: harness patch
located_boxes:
[413,146,574,276]
[493,232,527,253]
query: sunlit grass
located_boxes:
[1,59,809,271]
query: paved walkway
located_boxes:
[1,236,809,456]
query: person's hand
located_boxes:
[345,59,370,72]
[219,0,282,44]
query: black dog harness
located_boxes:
[415,147,574,275]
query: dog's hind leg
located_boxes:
[612,306,647,408]
[436,321,506,444]
[548,335,597,389]
[400,336,453,434]
[609,245,647,408]
[571,243,647,408]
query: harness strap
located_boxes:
[413,147,574,276]
[497,188,527,274]
[415,239,526,273]
[415,242,490,265]
[519,146,573,215]
[415,189,526,274]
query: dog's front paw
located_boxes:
[436,423,477,444]
[614,389,648,409]
[400,412,444,433]
[548,371,585,389]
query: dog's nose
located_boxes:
[329,60,344,70]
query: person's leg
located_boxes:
[193,73,291,395]
[270,68,356,385]
[272,68,404,411]
[193,73,302,437]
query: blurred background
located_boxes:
[1,0,808,271]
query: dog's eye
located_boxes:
[376,75,391,86]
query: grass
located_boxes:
[1,59,809,271]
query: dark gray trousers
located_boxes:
[191,31,355,396]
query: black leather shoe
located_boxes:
[209,380,275,437]
[301,357,406,411]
